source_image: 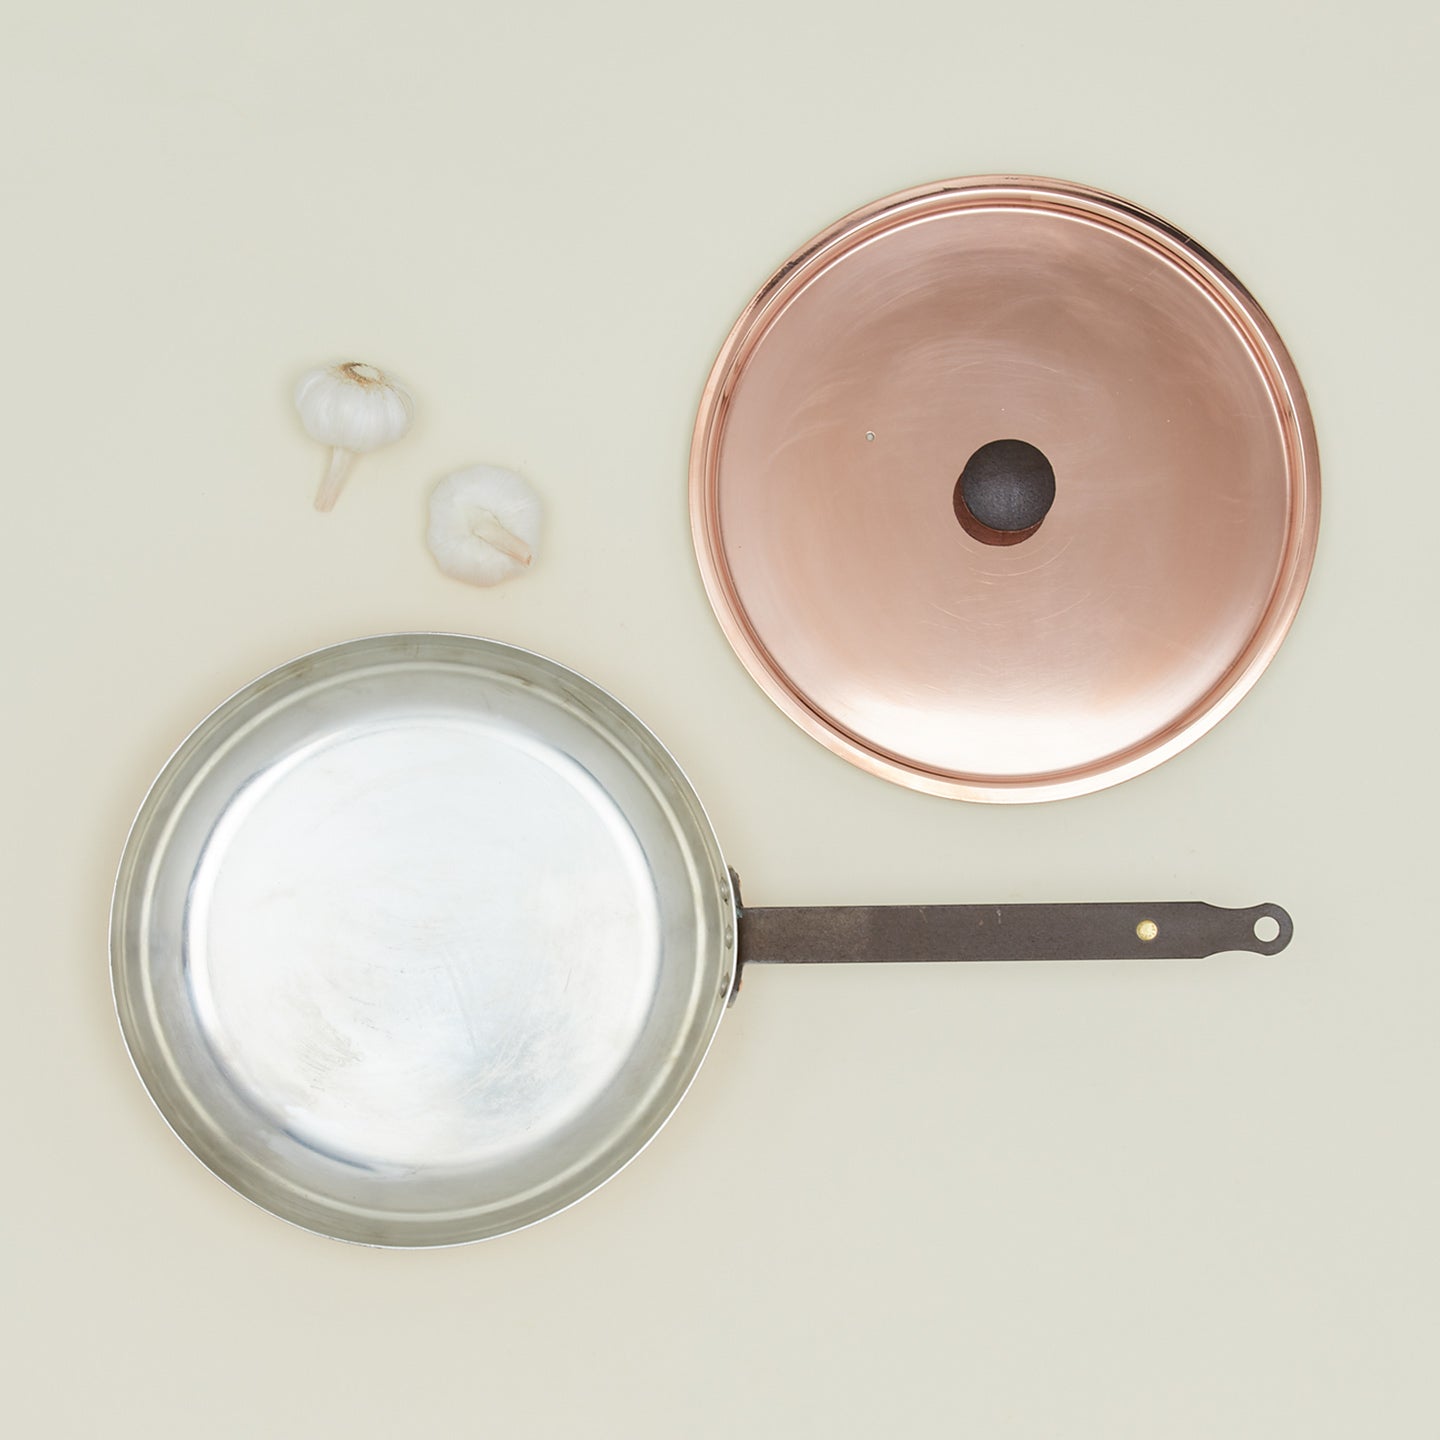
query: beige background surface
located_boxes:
[3,1,1437,1435]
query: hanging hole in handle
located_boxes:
[1254,914,1281,943]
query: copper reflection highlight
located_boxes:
[689,177,1320,803]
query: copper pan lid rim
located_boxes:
[690,175,1320,802]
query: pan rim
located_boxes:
[109,631,738,1247]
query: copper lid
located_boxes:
[690,177,1320,802]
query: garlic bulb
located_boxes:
[294,361,414,511]
[427,465,541,587]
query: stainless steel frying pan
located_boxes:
[111,634,1292,1246]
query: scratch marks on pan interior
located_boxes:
[927,598,970,622]
[439,942,482,1057]
[1001,536,1075,577]
[1039,585,1113,623]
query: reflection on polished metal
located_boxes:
[110,635,735,1247]
[691,176,1321,802]
[112,634,1295,1246]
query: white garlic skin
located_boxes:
[294,361,413,510]
[427,465,542,587]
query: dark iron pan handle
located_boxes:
[730,873,1292,994]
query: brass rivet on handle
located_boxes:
[1136,919,1159,942]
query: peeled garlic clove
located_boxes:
[294,361,414,511]
[427,465,542,587]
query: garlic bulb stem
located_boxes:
[315,447,357,512]
[469,509,532,565]
[294,360,413,512]
[427,465,542,587]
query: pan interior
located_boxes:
[112,636,734,1245]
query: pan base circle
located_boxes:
[187,718,660,1172]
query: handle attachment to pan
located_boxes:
[728,871,1292,998]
